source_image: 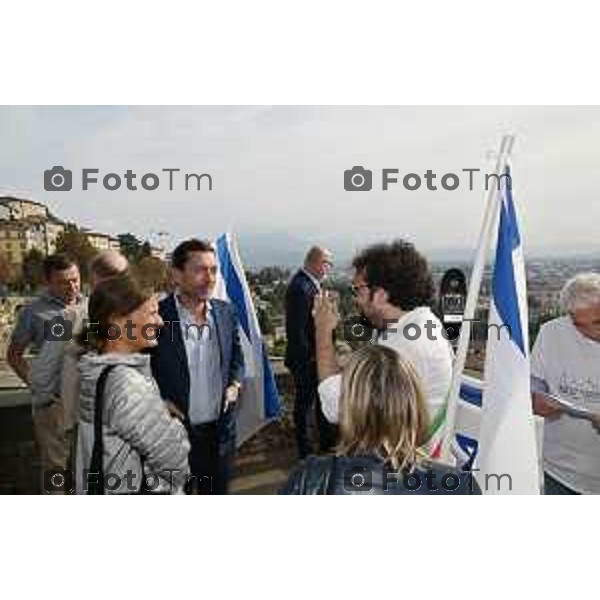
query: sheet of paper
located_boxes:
[541,392,597,420]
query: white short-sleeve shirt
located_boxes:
[531,316,600,494]
[319,307,453,425]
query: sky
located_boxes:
[1,105,599,267]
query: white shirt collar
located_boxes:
[174,292,212,319]
[302,268,321,291]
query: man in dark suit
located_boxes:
[151,239,244,494]
[285,246,337,458]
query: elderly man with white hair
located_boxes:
[531,272,600,494]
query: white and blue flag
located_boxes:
[473,167,540,494]
[214,232,281,445]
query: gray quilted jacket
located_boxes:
[76,352,190,494]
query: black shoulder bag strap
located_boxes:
[88,365,118,495]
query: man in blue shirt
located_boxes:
[151,239,244,494]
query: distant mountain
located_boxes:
[236,231,313,269]
[233,231,600,270]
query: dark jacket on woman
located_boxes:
[280,454,481,495]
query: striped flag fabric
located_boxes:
[473,167,540,494]
[454,375,484,470]
[428,374,483,466]
[214,232,281,445]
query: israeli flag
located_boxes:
[474,167,540,494]
[214,232,281,445]
[453,375,484,471]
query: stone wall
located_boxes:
[0,366,296,494]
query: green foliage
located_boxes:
[55,224,97,282]
[247,267,290,321]
[247,266,290,286]
[21,248,46,292]
[140,241,152,260]
[326,277,354,316]
[257,306,274,335]
[133,256,168,292]
[118,233,146,263]
[272,337,287,357]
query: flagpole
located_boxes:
[439,134,515,462]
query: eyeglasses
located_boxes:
[350,283,370,297]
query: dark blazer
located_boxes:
[150,294,245,450]
[284,269,319,375]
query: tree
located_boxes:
[133,256,168,292]
[326,278,354,317]
[140,241,152,260]
[257,305,274,335]
[0,255,21,294]
[118,233,145,263]
[0,256,10,285]
[256,266,290,285]
[55,224,97,282]
[21,248,46,293]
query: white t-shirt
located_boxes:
[530,316,600,494]
[319,307,453,424]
